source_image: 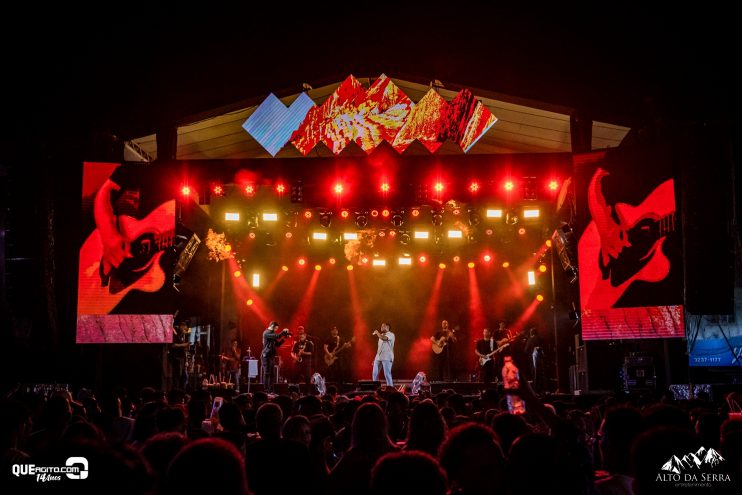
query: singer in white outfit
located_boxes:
[372,322,395,386]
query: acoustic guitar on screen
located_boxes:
[77,200,176,315]
[584,171,676,310]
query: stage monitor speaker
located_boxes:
[357,380,381,391]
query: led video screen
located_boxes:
[76,162,176,343]
[574,147,684,340]
[687,288,742,366]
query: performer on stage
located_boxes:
[221,338,242,392]
[475,327,508,385]
[291,327,314,394]
[372,322,395,387]
[261,321,290,393]
[169,320,191,390]
[430,319,457,381]
[324,326,352,383]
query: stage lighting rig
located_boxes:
[319,211,333,228]
[391,210,404,228]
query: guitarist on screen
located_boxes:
[430,320,457,382]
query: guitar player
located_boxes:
[323,326,351,384]
[430,320,457,382]
[475,327,509,385]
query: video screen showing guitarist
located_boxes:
[430,320,457,382]
[575,146,684,340]
[77,162,181,343]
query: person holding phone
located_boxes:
[262,321,291,393]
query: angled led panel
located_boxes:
[243,92,315,156]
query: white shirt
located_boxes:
[376,331,395,361]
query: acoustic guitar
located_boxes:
[431,328,456,354]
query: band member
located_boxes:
[372,322,395,387]
[475,328,503,385]
[262,321,290,393]
[524,327,547,393]
[324,326,348,383]
[291,327,314,394]
[430,319,457,381]
[169,320,191,390]
[221,338,242,392]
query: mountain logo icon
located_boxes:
[661,447,725,474]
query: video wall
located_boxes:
[76,162,177,343]
[574,147,684,340]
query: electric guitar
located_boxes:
[478,342,510,366]
[324,337,356,367]
[77,200,176,315]
[431,328,456,354]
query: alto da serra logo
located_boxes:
[657,447,730,485]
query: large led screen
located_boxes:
[77,162,176,343]
[574,148,684,340]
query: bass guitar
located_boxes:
[324,337,355,367]
[478,342,510,366]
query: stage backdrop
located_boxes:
[574,147,684,340]
[76,162,177,343]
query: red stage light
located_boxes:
[248,232,256,239]
[276,183,286,194]
[224,244,232,252]
[340,210,350,219]
[298,258,306,266]
[378,231,386,237]
[381,209,390,218]
[333,183,344,195]
[434,182,444,193]
[304,210,313,219]
[539,264,547,273]
[380,182,390,193]
[388,230,396,237]
[469,182,479,193]
[329,258,336,265]
[483,254,492,263]
[467,262,476,268]
[485,229,493,236]
[361,257,369,264]
[246,299,254,306]
[212,184,223,196]
[453,256,461,262]
[548,180,559,191]
[502,261,510,268]
[281,265,289,272]
[411,209,420,217]
[518,227,526,235]
[233,270,241,278]
[347,265,354,271]
[439,263,447,269]
[504,181,514,191]
[181,185,191,196]
[285,232,293,239]
[245,184,255,195]
[546,239,553,247]
[418,255,427,263]
[536,294,545,302]
[371,209,379,217]
[453,208,461,216]
[315,265,322,271]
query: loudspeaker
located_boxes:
[357,380,381,391]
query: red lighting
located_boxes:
[371,209,379,217]
[539,264,547,273]
[361,257,369,264]
[411,209,420,217]
[536,294,545,302]
[381,209,390,218]
[329,258,336,265]
[418,255,427,263]
[346,265,354,271]
[304,210,313,219]
[504,181,514,191]
[518,227,526,235]
[298,258,306,266]
[483,254,492,263]
[314,265,322,271]
[276,183,286,194]
[181,185,191,196]
[434,182,444,193]
[285,232,293,239]
[340,210,350,219]
[212,185,224,196]
[333,183,344,195]
[246,299,254,306]
[281,265,289,272]
[453,208,461,216]
[467,261,476,268]
[378,231,386,237]
[485,229,493,236]
[439,263,447,269]
[233,270,242,278]
[469,182,479,193]
[453,256,461,262]
[245,184,255,195]
[548,180,559,191]
[502,261,510,268]
[388,230,396,237]
[380,182,390,193]
[248,232,256,239]
[545,239,553,247]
